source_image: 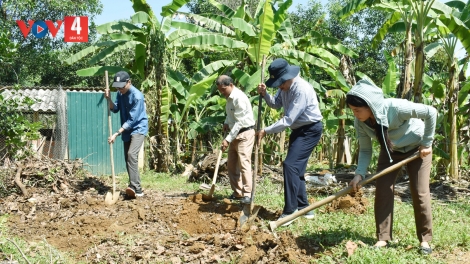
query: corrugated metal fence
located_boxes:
[67,91,126,175]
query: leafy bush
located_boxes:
[0,86,42,160]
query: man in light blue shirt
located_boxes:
[257,58,323,226]
[105,71,148,199]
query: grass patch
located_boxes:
[112,170,201,193]
[140,170,200,193]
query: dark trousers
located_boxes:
[124,134,145,193]
[283,121,323,214]
[375,148,433,242]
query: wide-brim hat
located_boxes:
[112,71,130,88]
[265,58,300,87]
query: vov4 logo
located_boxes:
[16,16,88,42]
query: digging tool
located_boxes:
[200,147,223,198]
[269,152,420,231]
[239,55,266,229]
[105,70,120,205]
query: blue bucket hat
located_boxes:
[265,58,300,87]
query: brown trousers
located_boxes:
[227,129,255,198]
[375,148,433,242]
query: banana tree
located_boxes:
[429,32,470,179]
[438,35,459,178]
[339,0,470,101]
[175,0,358,163]
[163,0,288,166]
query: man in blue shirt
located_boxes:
[105,71,148,199]
[257,58,323,226]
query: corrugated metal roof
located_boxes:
[2,89,58,112]
[0,85,105,91]
[1,88,103,112]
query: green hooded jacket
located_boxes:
[347,79,437,177]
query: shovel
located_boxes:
[239,55,266,229]
[105,70,120,205]
[268,152,420,231]
[200,148,223,199]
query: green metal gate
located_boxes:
[67,91,126,175]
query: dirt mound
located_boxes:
[324,190,369,214]
[1,186,322,263]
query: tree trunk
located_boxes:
[154,31,170,172]
[447,61,459,179]
[191,137,197,164]
[412,43,425,103]
[397,26,413,100]
[336,55,355,165]
[318,138,323,161]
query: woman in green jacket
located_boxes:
[346,79,437,255]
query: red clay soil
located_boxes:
[1,188,324,263]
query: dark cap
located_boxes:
[265,58,300,87]
[112,71,130,88]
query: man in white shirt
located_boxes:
[217,75,256,204]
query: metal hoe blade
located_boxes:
[239,204,261,231]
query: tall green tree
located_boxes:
[0,27,18,83]
[0,0,102,85]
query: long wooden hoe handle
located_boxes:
[212,149,223,185]
[106,71,116,194]
[269,152,421,230]
[250,55,267,212]
[207,148,223,197]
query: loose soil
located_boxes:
[1,186,326,263]
[325,190,369,214]
[1,163,469,263]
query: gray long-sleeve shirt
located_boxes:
[263,76,323,134]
